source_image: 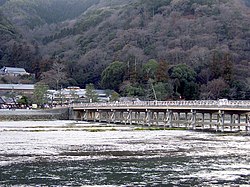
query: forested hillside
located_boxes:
[0,11,16,40]
[0,0,249,100]
[1,0,99,27]
[244,0,250,6]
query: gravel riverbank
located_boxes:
[0,108,69,121]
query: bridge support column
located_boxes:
[176,112,180,127]
[151,111,155,126]
[163,111,168,129]
[76,111,83,121]
[168,110,173,128]
[230,114,233,131]
[185,112,188,128]
[120,111,124,124]
[218,110,225,132]
[93,111,97,121]
[95,111,100,122]
[156,112,159,126]
[134,112,138,124]
[209,113,213,129]
[246,114,250,131]
[129,110,132,125]
[106,111,110,124]
[99,111,103,122]
[201,113,205,130]
[216,111,220,132]
[83,110,87,121]
[191,110,196,130]
[111,110,115,123]
[222,112,225,132]
[137,112,142,125]
[143,111,147,126]
[146,110,152,126]
[238,114,241,131]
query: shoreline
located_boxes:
[0,108,69,121]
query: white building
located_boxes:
[47,86,110,105]
[0,67,30,76]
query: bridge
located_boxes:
[70,100,250,132]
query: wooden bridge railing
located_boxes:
[72,100,250,109]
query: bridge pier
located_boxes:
[191,110,196,130]
[237,114,241,131]
[246,114,249,131]
[168,110,173,128]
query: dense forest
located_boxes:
[0,0,249,100]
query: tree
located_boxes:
[210,52,234,83]
[142,59,158,80]
[101,61,126,91]
[70,90,80,103]
[200,78,229,99]
[154,82,174,101]
[119,81,145,98]
[110,91,120,102]
[85,83,98,103]
[148,78,157,100]
[221,54,234,84]
[40,62,67,90]
[156,60,169,82]
[169,64,198,99]
[33,83,49,107]
[17,96,30,107]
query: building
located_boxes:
[0,97,5,108]
[0,96,17,109]
[0,66,30,76]
[0,84,34,95]
[95,90,110,102]
[47,87,110,105]
[119,97,140,102]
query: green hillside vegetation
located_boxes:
[0,0,249,100]
[1,0,100,28]
[0,12,16,37]
[244,0,250,6]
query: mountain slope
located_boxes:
[0,0,249,99]
[1,0,100,28]
[0,11,16,40]
[244,0,250,6]
[37,0,250,85]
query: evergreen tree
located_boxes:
[33,83,49,107]
[85,83,98,103]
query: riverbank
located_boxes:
[0,108,69,121]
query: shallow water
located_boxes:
[0,120,250,186]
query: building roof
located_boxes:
[0,66,29,75]
[0,84,34,90]
[95,89,107,96]
[0,97,5,104]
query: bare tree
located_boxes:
[200,78,229,99]
[41,62,67,90]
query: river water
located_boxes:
[0,120,250,186]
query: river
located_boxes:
[0,120,250,186]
